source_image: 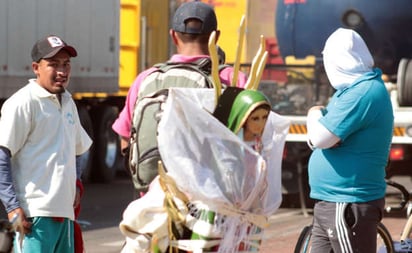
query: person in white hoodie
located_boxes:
[306,28,394,253]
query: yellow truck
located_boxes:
[0,0,277,183]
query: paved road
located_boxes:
[0,174,409,252]
[79,176,135,253]
[79,175,412,253]
[79,176,314,253]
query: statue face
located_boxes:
[243,108,269,141]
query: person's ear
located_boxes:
[32,61,39,75]
[170,29,178,45]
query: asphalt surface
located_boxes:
[1,174,411,252]
[79,175,412,253]
[80,175,135,252]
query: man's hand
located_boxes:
[308,105,325,114]
[8,207,32,234]
[73,188,81,209]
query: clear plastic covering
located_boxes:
[158,88,290,216]
[119,88,290,252]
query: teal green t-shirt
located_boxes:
[308,69,394,202]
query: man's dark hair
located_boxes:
[176,19,211,44]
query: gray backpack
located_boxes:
[128,58,226,193]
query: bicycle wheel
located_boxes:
[294,225,313,253]
[294,223,394,253]
[377,222,394,253]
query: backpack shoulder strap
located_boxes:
[218,63,231,72]
[148,58,230,90]
[159,58,211,73]
[155,58,229,74]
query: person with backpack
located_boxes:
[118,84,290,252]
[112,1,247,196]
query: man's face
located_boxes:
[32,50,72,94]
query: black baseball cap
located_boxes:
[172,1,217,34]
[31,35,77,62]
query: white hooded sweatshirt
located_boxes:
[323,28,374,90]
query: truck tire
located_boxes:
[397,58,412,106]
[77,103,95,183]
[91,105,120,182]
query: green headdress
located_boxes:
[213,87,271,134]
[228,89,271,134]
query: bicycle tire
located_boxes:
[294,223,394,253]
[294,225,313,253]
[377,222,394,253]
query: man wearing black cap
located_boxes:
[112,1,248,195]
[0,35,92,252]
